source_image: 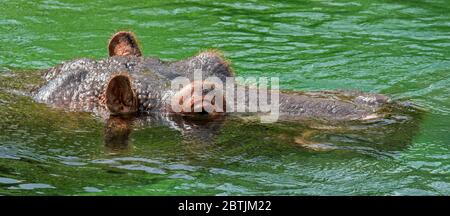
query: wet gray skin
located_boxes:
[32,51,395,122]
[33,51,233,117]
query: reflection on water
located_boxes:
[0,0,449,195]
[104,116,134,152]
[103,114,227,153]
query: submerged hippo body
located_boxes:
[33,31,398,122]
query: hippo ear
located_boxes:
[108,31,142,57]
[105,75,138,114]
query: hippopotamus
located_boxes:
[32,31,401,124]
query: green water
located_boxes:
[0,0,449,195]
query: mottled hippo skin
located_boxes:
[33,31,396,122]
[33,51,232,117]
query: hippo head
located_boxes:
[34,30,233,118]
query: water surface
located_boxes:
[0,0,449,195]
